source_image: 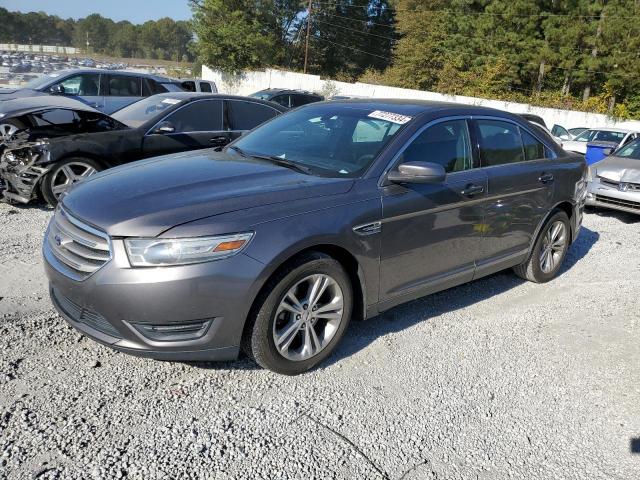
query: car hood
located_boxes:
[0,88,44,100]
[592,155,640,183]
[62,149,355,237]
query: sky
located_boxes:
[1,0,193,24]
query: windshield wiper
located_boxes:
[228,145,313,175]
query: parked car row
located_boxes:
[0,93,286,204]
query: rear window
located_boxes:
[227,100,281,130]
[108,75,141,97]
[199,82,212,93]
[477,120,525,166]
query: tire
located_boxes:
[513,210,571,283]
[243,252,353,375]
[41,157,103,207]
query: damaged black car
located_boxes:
[1,93,286,205]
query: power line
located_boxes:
[312,11,640,61]
[313,36,390,60]
[312,1,640,20]
[313,18,396,41]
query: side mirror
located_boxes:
[387,161,446,184]
[153,121,175,134]
[49,84,65,95]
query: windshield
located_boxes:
[568,127,587,136]
[612,139,640,160]
[111,96,183,128]
[574,130,596,142]
[593,130,626,143]
[229,105,409,177]
[249,92,272,100]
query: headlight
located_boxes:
[124,233,254,267]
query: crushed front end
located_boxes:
[0,135,51,204]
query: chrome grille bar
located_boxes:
[47,207,112,279]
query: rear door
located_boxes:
[472,118,556,274]
[103,74,143,114]
[225,99,282,141]
[142,99,226,157]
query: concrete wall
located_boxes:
[203,66,640,131]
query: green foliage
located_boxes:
[378,0,640,119]
[0,8,193,62]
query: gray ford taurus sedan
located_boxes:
[43,100,587,374]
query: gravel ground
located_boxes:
[0,202,639,480]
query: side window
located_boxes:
[477,120,524,167]
[400,120,472,173]
[227,101,280,130]
[551,124,570,140]
[271,95,290,108]
[164,100,223,132]
[291,94,309,107]
[352,119,399,143]
[142,79,168,96]
[54,74,100,96]
[521,129,546,161]
[199,82,212,93]
[31,109,80,127]
[108,75,141,97]
[181,81,196,92]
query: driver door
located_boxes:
[51,73,106,111]
[379,118,487,307]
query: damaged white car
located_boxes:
[586,138,640,215]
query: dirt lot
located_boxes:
[1,202,639,480]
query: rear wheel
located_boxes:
[41,157,102,206]
[243,253,353,375]
[514,210,570,283]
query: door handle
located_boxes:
[461,184,485,197]
[210,135,228,145]
[539,173,554,183]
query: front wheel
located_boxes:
[513,210,570,283]
[41,157,102,206]
[0,119,26,143]
[244,253,353,375]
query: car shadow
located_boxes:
[325,225,599,368]
[586,207,640,224]
[186,226,599,373]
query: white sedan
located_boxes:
[562,128,639,155]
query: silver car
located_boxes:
[586,139,640,215]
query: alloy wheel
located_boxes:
[50,162,97,199]
[539,220,567,274]
[0,123,18,143]
[272,274,344,361]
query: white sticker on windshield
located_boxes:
[368,110,412,125]
[161,98,181,105]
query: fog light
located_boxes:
[130,319,213,342]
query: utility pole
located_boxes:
[303,0,312,74]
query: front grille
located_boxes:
[47,207,111,280]
[595,194,640,211]
[52,288,121,338]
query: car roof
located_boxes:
[255,88,322,96]
[0,95,99,116]
[43,68,173,82]
[311,98,517,117]
[587,127,636,133]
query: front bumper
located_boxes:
[586,178,640,215]
[44,236,267,361]
[0,161,48,204]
